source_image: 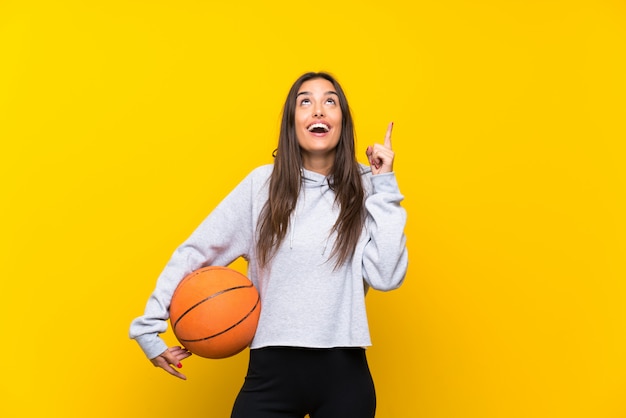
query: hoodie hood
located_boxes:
[300,163,372,189]
[301,167,329,189]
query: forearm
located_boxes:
[362,172,408,290]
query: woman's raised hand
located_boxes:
[366,122,395,175]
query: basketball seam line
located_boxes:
[172,284,258,339]
[172,284,253,329]
[175,294,261,342]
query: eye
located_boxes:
[325,98,336,105]
[299,98,311,106]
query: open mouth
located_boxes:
[307,122,330,133]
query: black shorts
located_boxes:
[231,346,376,418]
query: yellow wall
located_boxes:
[1,1,625,417]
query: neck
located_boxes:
[301,153,335,176]
[302,159,333,176]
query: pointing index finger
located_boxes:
[384,122,393,149]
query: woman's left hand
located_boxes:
[366,122,395,175]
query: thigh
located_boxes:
[310,349,376,418]
[230,348,307,418]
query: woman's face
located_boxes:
[294,78,343,170]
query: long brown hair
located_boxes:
[256,72,365,269]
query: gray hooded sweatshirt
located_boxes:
[130,164,408,359]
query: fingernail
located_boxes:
[177,363,183,368]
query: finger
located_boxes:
[365,146,378,168]
[162,362,187,380]
[164,348,191,366]
[161,350,178,365]
[153,355,188,380]
[383,122,393,149]
[169,346,192,358]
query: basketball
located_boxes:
[169,266,261,359]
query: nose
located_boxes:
[313,105,324,118]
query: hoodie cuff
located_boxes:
[135,333,169,360]
[371,172,401,195]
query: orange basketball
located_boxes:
[169,266,261,359]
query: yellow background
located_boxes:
[1,0,625,417]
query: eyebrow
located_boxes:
[296,91,339,97]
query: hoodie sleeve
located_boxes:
[362,172,408,291]
[129,169,260,359]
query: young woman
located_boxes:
[129,71,408,417]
